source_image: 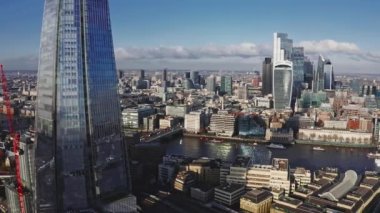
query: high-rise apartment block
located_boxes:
[35,0,131,211]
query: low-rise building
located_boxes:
[209,111,237,137]
[214,183,245,206]
[292,167,312,189]
[226,156,251,186]
[159,116,180,129]
[298,128,373,145]
[240,189,272,213]
[174,171,197,193]
[190,184,214,202]
[184,111,205,133]
[270,158,291,196]
[187,158,220,186]
[158,162,177,185]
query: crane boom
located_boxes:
[0,64,25,213]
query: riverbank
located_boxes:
[184,133,378,149]
[296,139,377,148]
[183,133,267,144]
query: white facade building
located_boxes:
[184,111,204,133]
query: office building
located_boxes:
[252,71,261,88]
[323,59,334,90]
[209,111,236,137]
[185,111,205,133]
[187,158,220,185]
[4,182,34,213]
[246,165,272,189]
[163,69,167,81]
[262,58,273,96]
[174,171,197,193]
[304,58,314,89]
[270,158,291,195]
[190,185,214,202]
[273,33,293,63]
[314,55,334,92]
[35,0,131,211]
[246,160,290,196]
[139,69,145,80]
[292,167,312,188]
[122,106,156,129]
[221,76,233,95]
[220,163,231,185]
[214,183,245,206]
[240,189,273,213]
[191,71,200,85]
[226,156,251,186]
[273,61,293,110]
[238,114,265,136]
[158,162,177,184]
[206,75,216,93]
[184,78,195,89]
[291,47,305,83]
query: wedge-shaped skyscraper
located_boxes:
[35,0,130,211]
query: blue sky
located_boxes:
[1,0,379,73]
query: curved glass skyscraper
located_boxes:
[273,61,293,110]
[35,0,130,211]
[273,33,293,110]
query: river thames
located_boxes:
[163,137,379,173]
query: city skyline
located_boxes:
[1,0,380,73]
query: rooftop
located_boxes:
[241,189,272,203]
[319,170,358,202]
[215,183,245,193]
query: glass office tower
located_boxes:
[323,59,335,90]
[273,61,293,110]
[291,47,305,83]
[221,76,233,95]
[35,0,130,212]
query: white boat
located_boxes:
[367,152,380,159]
[313,146,325,151]
[266,143,286,149]
[209,139,222,143]
[179,139,183,145]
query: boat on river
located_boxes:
[266,143,286,149]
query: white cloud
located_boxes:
[299,39,360,54]
[115,43,271,60]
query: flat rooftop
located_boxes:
[241,189,272,203]
[216,183,245,193]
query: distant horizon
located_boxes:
[1,0,379,73]
[4,68,380,77]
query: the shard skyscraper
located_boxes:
[35,0,130,211]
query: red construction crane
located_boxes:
[0,64,25,213]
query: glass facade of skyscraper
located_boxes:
[35,0,130,211]
[273,62,293,110]
[221,76,232,95]
[291,47,305,83]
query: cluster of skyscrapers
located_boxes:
[262,33,335,111]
